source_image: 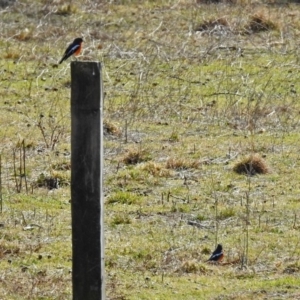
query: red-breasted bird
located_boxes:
[59,38,83,64]
[207,244,224,262]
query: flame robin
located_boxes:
[207,244,224,262]
[59,37,83,64]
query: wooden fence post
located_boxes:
[71,61,105,300]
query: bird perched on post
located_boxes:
[207,244,224,262]
[59,37,83,64]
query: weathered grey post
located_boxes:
[71,61,104,300]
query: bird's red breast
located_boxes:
[215,253,224,261]
[74,43,82,56]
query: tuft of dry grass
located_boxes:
[14,28,33,41]
[195,17,230,32]
[36,173,60,189]
[245,13,278,34]
[165,157,201,170]
[139,161,172,177]
[56,4,78,16]
[3,50,20,59]
[233,154,270,175]
[121,148,151,165]
[177,260,200,274]
[103,120,122,137]
[196,0,236,4]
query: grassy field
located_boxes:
[1,0,300,299]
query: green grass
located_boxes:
[1,0,300,299]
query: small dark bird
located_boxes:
[207,244,224,262]
[59,38,83,64]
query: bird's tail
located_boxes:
[59,56,65,64]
